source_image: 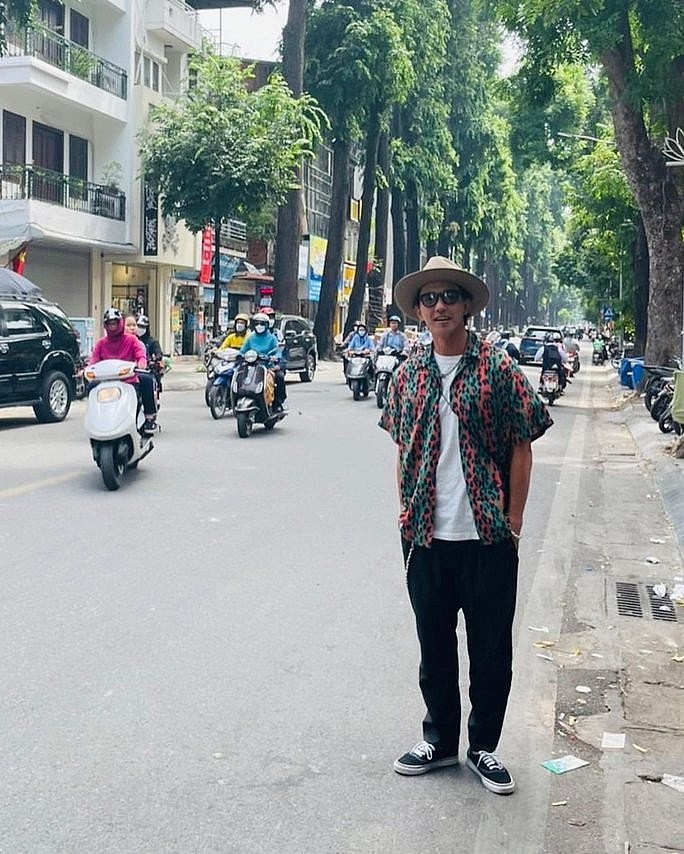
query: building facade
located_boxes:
[0,0,205,353]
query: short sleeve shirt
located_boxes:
[379,331,553,546]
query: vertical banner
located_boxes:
[308,235,327,302]
[199,226,213,284]
[142,179,158,256]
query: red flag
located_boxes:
[11,243,28,275]
[199,227,213,284]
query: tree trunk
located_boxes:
[633,215,649,356]
[346,113,380,337]
[273,0,307,314]
[601,17,684,365]
[391,186,406,301]
[313,138,350,359]
[371,129,390,327]
[406,177,420,274]
[212,219,221,335]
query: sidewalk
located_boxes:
[162,356,342,392]
[550,368,684,853]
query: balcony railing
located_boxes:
[1,163,126,221]
[4,20,128,100]
[219,218,248,249]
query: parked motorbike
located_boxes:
[374,347,403,409]
[230,351,287,438]
[539,370,561,405]
[345,350,374,401]
[84,360,155,490]
[208,347,239,419]
[74,354,88,400]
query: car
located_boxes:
[518,325,563,364]
[276,314,318,382]
[0,294,80,422]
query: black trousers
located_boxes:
[137,373,157,416]
[402,537,518,754]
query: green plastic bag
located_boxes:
[672,371,684,424]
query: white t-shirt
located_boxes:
[432,353,479,541]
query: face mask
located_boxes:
[136,327,146,337]
[235,322,246,333]
[254,324,266,333]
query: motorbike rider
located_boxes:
[535,332,567,391]
[219,313,250,350]
[135,315,163,361]
[592,336,608,364]
[345,321,376,356]
[90,308,158,434]
[379,315,408,352]
[241,312,287,410]
[260,306,288,374]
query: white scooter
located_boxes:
[84,359,155,490]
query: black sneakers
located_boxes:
[466,749,515,794]
[143,418,157,435]
[393,741,459,776]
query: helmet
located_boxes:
[389,315,401,324]
[252,312,269,332]
[136,314,150,329]
[234,313,249,324]
[260,306,275,316]
[103,308,122,323]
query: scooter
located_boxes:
[208,347,239,419]
[230,351,287,438]
[374,347,403,409]
[539,370,560,405]
[84,360,155,490]
[345,350,374,401]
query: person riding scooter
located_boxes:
[241,312,287,410]
[535,332,567,392]
[136,315,163,361]
[345,322,376,357]
[219,313,250,351]
[90,308,158,433]
[378,315,408,352]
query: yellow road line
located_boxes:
[0,472,80,499]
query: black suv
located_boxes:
[276,314,318,382]
[0,295,79,422]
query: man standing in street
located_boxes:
[379,256,552,795]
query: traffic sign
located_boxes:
[603,307,615,320]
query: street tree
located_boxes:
[138,50,324,333]
[495,0,684,363]
[273,0,307,314]
[343,6,413,336]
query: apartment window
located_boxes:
[70,9,89,48]
[38,0,64,32]
[152,62,160,92]
[33,122,64,203]
[69,135,88,200]
[142,56,161,92]
[3,111,26,165]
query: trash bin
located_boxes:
[631,361,645,389]
[619,357,643,389]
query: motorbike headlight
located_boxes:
[245,350,258,364]
[255,382,263,393]
[97,387,121,402]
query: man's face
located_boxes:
[389,320,399,331]
[416,281,471,336]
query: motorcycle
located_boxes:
[230,351,287,438]
[74,354,88,400]
[84,360,155,490]
[539,370,561,405]
[374,347,403,409]
[208,347,239,419]
[345,350,374,401]
[591,348,606,366]
[568,351,580,373]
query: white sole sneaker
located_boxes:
[466,756,516,794]
[393,754,459,776]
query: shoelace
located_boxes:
[411,741,435,760]
[474,751,504,771]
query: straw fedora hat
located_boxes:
[395,256,489,319]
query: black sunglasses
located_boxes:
[415,288,468,308]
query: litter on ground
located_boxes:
[542,755,590,775]
[601,732,626,749]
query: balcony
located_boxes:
[146,0,203,51]
[219,218,248,253]
[4,20,127,100]
[1,164,126,221]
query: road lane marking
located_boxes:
[0,472,80,499]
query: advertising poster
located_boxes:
[308,235,327,302]
[340,263,355,306]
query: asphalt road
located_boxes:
[0,352,603,853]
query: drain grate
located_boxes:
[645,585,678,622]
[616,581,644,618]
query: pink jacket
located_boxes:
[90,333,147,383]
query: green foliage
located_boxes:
[138,51,326,232]
[1,0,34,55]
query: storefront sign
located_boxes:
[142,179,158,256]
[200,227,213,283]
